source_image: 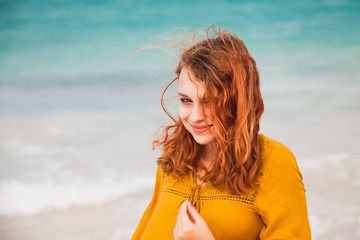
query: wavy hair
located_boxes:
[153,26,264,194]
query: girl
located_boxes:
[131,26,311,240]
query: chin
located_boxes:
[192,135,215,145]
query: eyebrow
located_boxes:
[178,92,207,98]
[178,92,190,98]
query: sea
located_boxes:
[0,0,359,239]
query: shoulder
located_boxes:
[258,134,303,190]
[259,134,297,169]
[255,135,310,239]
[259,133,294,156]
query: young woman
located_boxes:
[131,26,311,240]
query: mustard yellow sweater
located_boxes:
[132,134,311,239]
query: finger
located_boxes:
[175,210,183,233]
[179,199,188,214]
[186,201,203,223]
[177,200,187,222]
[178,200,192,225]
[173,226,178,240]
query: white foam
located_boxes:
[298,153,350,179]
[353,179,360,186]
[299,153,348,170]
[308,213,333,239]
[4,140,76,157]
[110,229,134,240]
[0,175,154,216]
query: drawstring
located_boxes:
[188,170,204,215]
[177,170,204,220]
[189,184,202,213]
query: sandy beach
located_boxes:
[0,193,151,240]
[1,162,360,240]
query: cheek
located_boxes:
[205,110,214,124]
[178,105,189,121]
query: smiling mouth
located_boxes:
[190,124,214,134]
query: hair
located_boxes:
[153,25,264,194]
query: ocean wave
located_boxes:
[0,175,155,217]
[298,153,348,169]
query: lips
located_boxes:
[190,124,213,134]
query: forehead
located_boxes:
[178,68,205,97]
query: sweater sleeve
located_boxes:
[131,166,164,240]
[254,146,311,240]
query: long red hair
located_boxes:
[153,26,264,194]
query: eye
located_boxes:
[180,98,192,104]
[202,98,211,105]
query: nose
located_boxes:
[189,103,205,123]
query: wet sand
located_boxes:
[0,196,149,240]
[1,164,360,240]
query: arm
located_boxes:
[131,166,164,240]
[254,147,311,240]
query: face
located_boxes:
[178,68,216,145]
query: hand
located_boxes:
[173,199,215,240]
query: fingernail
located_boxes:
[189,201,193,207]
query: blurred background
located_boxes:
[0,0,359,239]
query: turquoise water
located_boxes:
[1,0,359,81]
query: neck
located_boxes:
[199,142,217,171]
[195,142,217,184]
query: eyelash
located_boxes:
[180,98,211,105]
[180,98,192,104]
